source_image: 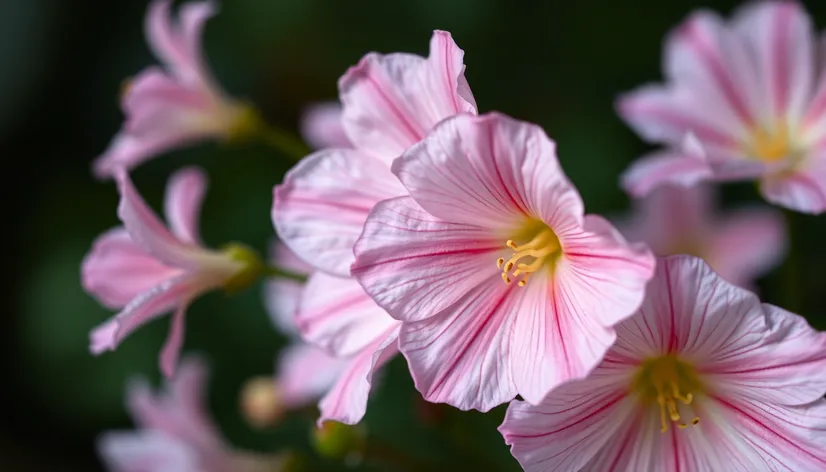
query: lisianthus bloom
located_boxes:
[352,113,655,411]
[264,243,347,411]
[94,0,255,179]
[82,167,262,377]
[99,357,287,472]
[273,29,476,276]
[271,31,475,423]
[616,184,786,288]
[619,2,826,213]
[300,102,351,150]
[500,255,826,472]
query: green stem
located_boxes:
[264,265,307,282]
[259,125,310,161]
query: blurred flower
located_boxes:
[352,113,655,411]
[93,0,256,179]
[311,421,366,461]
[271,30,476,424]
[83,168,263,377]
[616,184,786,288]
[300,102,350,150]
[99,357,288,472]
[500,255,826,472]
[619,2,826,213]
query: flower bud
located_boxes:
[240,376,285,429]
[222,242,265,294]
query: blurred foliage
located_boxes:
[4,0,826,470]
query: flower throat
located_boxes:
[632,354,702,433]
[497,221,560,287]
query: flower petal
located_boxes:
[264,242,312,336]
[177,0,217,79]
[339,30,476,163]
[296,272,398,357]
[164,167,208,244]
[90,275,194,355]
[500,373,635,472]
[276,343,348,408]
[393,112,583,228]
[300,102,351,150]
[732,1,815,120]
[145,0,187,73]
[318,326,399,425]
[273,149,404,276]
[98,430,200,472]
[398,278,517,411]
[353,196,501,323]
[115,170,203,268]
[760,157,826,214]
[621,135,714,198]
[159,304,189,379]
[82,227,183,309]
[708,207,786,286]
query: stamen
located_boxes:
[691,417,700,425]
[632,355,703,434]
[497,226,560,287]
[496,258,504,268]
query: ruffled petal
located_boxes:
[353,197,501,323]
[82,227,183,309]
[300,102,351,150]
[340,30,476,163]
[273,149,404,276]
[90,275,195,355]
[708,206,787,286]
[164,167,207,244]
[393,112,583,229]
[500,373,635,472]
[276,343,348,408]
[398,278,517,411]
[318,327,399,425]
[115,171,204,268]
[296,272,398,357]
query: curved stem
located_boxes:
[259,125,310,161]
[264,265,307,282]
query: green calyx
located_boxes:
[221,242,266,294]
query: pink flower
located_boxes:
[616,184,786,289]
[273,30,476,276]
[99,358,283,472]
[352,112,655,411]
[499,255,826,472]
[271,31,475,424]
[93,0,253,179]
[300,102,351,150]
[265,243,348,409]
[619,2,826,213]
[83,167,261,377]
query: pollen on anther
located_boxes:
[691,417,700,425]
[496,257,504,268]
[517,280,527,287]
[501,273,511,284]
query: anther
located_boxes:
[496,258,504,268]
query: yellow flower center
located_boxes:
[748,120,794,163]
[631,354,702,433]
[496,220,560,287]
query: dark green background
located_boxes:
[4,0,826,470]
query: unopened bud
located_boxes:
[222,242,265,294]
[241,376,285,429]
[312,421,366,461]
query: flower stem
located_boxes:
[259,124,310,161]
[264,265,307,282]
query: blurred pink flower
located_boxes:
[352,113,655,411]
[264,243,348,409]
[270,31,475,423]
[273,29,476,276]
[99,358,283,472]
[83,168,258,378]
[94,0,252,179]
[500,255,826,472]
[300,102,351,150]
[616,185,786,288]
[619,2,826,213]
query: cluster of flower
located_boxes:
[81,1,826,471]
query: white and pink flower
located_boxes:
[271,30,476,424]
[83,167,260,377]
[300,102,351,150]
[352,112,655,411]
[94,0,252,179]
[616,184,786,289]
[99,357,284,472]
[619,1,826,213]
[500,255,826,472]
